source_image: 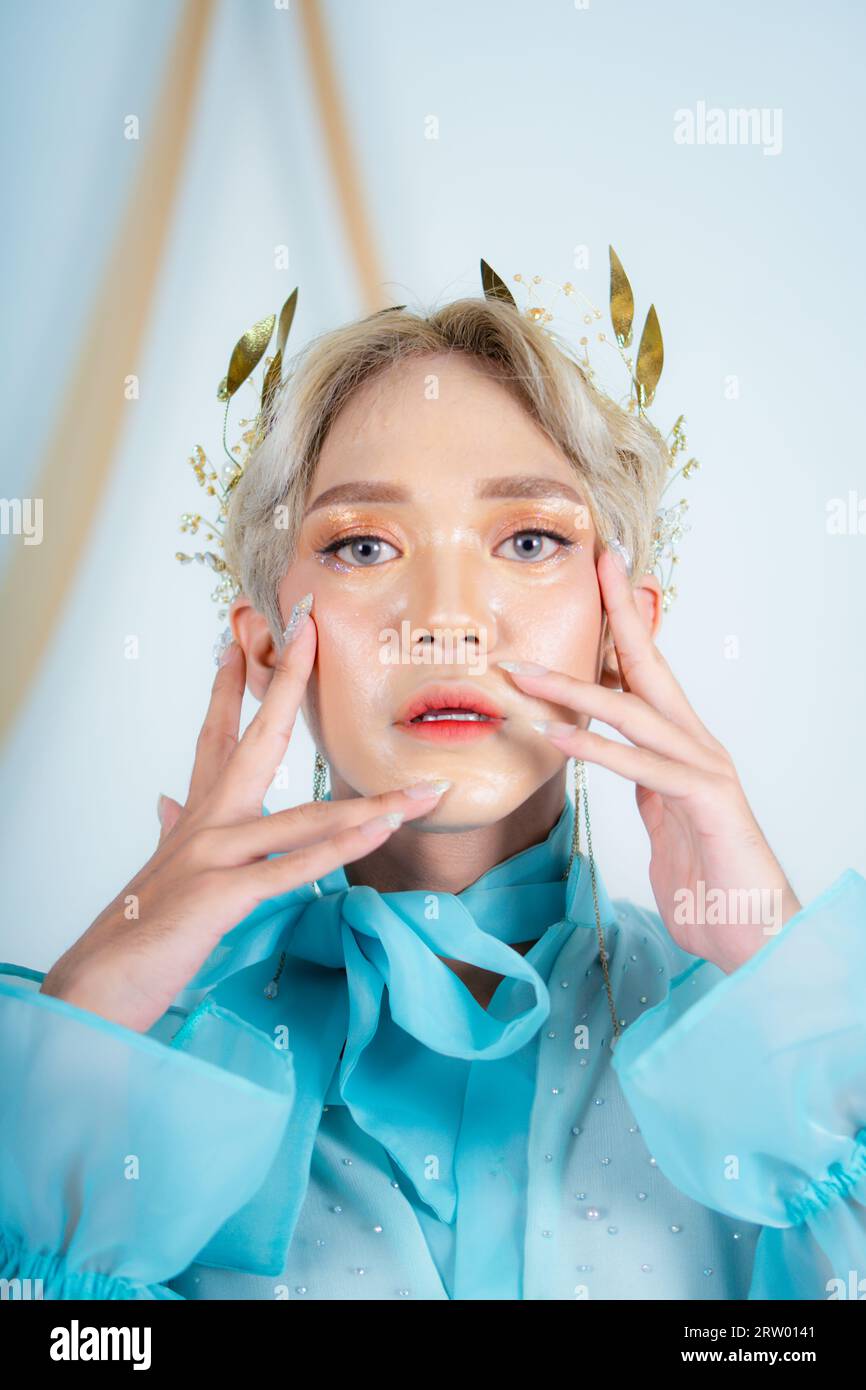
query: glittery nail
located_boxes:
[607,539,633,577]
[403,779,452,799]
[359,811,405,839]
[282,592,314,645]
[213,626,234,666]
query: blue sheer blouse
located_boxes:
[1,794,864,1300]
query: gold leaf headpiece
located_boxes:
[480,248,699,608]
[178,254,697,659]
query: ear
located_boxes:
[598,571,663,689]
[230,596,279,701]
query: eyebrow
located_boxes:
[304,474,585,515]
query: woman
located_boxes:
[1,287,864,1301]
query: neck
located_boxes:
[335,770,567,894]
[333,770,568,1009]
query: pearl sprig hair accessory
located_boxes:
[177,252,698,656]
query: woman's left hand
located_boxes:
[499,544,802,974]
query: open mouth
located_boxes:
[395,685,505,743]
[411,709,493,723]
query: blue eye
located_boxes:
[317,527,575,570]
[496,529,572,562]
[320,534,399,567]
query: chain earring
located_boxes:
[563,757,582,882]
[563,758,620,1043]
[266,751,327,1000]
[313,749,328,802]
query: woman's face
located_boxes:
[272,352,621,829]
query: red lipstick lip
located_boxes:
[394,683,506,726]
[397,718,501,744]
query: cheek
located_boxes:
[312,607,393,729]
[278,560,385,706]
[307,610,412,795]
[503,575,602,677]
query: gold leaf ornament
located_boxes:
[608,246,635,349]
[217,312,277,402]
[480,258,518,308]
[635,304,664,407]
[261,352,282,417]
[261,287,299,416]
[276,286,299,357]
[364,304,408,319]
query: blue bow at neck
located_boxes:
[176,793,615,1276]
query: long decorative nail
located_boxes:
[157,793,166,826]
[403,779,452,799]
[282,592,313,645]
[213,626,234,666]
[607,539,633,577]
[497,660,550,675]
[531,719,579,737]
[359,811,405,838]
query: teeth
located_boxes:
[416,711,491,722]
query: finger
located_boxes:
[205,781,452,863]
[187,640,247,808]
[217,603,317,815]
[501,668,724,773]
[156,794,184,846]
[635,783,666,838]
[598,546,720,747]
[232,807,411,902]
[597,546,654,687]
[534,721,720,800]
[602,609,631,695]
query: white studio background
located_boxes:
[1,0,864,971]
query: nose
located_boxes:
[406,545,498,660]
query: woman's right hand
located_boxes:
[40,609,448,1034]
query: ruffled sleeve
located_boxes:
[0,964,296,1300]
[611,869,866,1299]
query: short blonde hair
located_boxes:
[222,296,669,641]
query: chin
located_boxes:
[328,727,562,824]
[410,770,555,832]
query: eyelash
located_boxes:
[316,526,578,568]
